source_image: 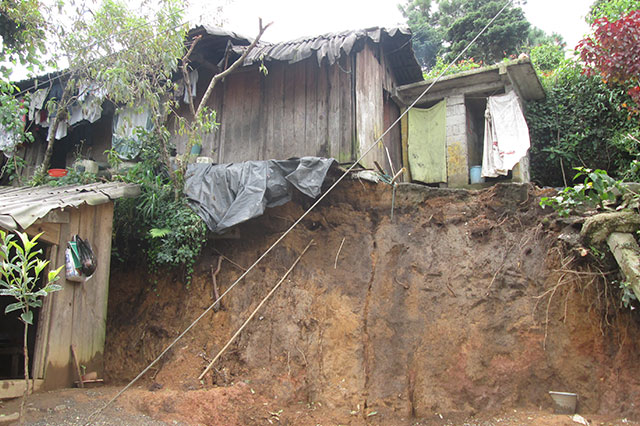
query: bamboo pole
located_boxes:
[198,240,314,381]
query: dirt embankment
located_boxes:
[102,180,640,425]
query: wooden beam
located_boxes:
[398,81,506,107]
[0,380,44,400]
[37,210,70,224]
[24,222,61,246]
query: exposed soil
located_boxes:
[8,180,640,425]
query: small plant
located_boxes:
[0,231,62,424]
[540,167,626,216]
[617,280,637,309]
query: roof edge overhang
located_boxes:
[395,57,545,107]
[0,182,141,232]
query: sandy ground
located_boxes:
[0,386,638,426]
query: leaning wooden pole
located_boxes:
[198,239,314,381]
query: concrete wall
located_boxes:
[445,95,469,187]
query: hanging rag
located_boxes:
[481,91,530,178]
[0,123,21,157]
[111,106,153,160]
[28,88,49,121]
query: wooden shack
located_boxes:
[394,58,546,187]
[0,182,139,395]
[174,26,424,174]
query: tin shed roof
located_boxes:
[0,182,140,231]
[215,26,423,86]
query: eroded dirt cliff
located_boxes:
[102,180,640,425]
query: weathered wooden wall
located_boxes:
[175,41,404,170]
[27,203,114,389]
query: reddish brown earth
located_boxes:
[15,179,640,425]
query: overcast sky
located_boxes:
[218,0,593,52]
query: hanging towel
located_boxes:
[481,91,530,178]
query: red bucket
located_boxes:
[48,168,68,177]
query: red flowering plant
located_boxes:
[577,9,640,116]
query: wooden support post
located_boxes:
[71,345,84,388]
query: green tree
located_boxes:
[398,0,443,68]
[587,0,640,23]
[0,230,61,425]
[4,0,188,179]
[400,0,549,67]
[526,61,637,187]
[530,42,565,73]
[444,0,530,63]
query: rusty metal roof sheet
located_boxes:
[0,182,140,231]
[206,26,423,86]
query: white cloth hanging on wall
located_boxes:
[481,90,530,178]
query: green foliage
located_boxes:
[111,130,207,285]
[526,60,638,187]
[424,56,482,79]
[13,0,189,178]
[617,280,638,309]
[540,168,625,216]
[400,0,553,69]
[0,231,62,324]
[398,0,443,68]
[444,0,531,64]
[0,0,47,75]
[587,0,640,23]
[530,43,565,73]
[0,230,62,421]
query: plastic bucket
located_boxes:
[469,165,484,184]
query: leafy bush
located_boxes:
[540,167,625,216]
[110,129,207,285]
[526,60,638,187]
[424,57,482,79]
[587,0,640,23]
[530,43,565,73]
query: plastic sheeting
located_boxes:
[185,157,336,233]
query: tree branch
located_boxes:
[194,18,272,119]
[181,35,201,118]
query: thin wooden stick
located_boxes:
[211,256,223,311]
[334,237,346,269]
[213,249,246,271]
[71,345,84,388]
[198,240,314,381]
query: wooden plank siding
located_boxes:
[39,203,114,389]
[173,43,405,171]
[194,56,359,164]
[355,43,385,171]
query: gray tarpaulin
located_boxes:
[185,157,336,233]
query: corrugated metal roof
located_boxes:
[204,26,423,86]
[0,182,140,231]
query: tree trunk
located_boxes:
[35,84,74,179]
[20,319,29,426]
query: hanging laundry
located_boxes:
[112,105,153,160]
[47,119,68,140]
[481,91,530,178]
[0,124,22,158]
[28,88,49,121]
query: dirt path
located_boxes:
[0,386,637,426]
